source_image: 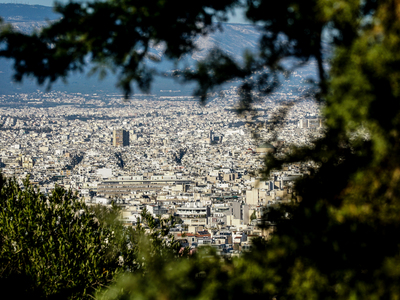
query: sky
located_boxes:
[0,0,250,24]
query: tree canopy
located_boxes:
[0,176,182,299]
[2,0,400,299]
[0,176,121,299]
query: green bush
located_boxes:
[0,176,124,299]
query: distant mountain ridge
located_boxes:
[0,3,261,63]
[0,4,314,97]
[0,3,60,23]
[0,4,264,95]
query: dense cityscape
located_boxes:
[0,85,323,256]
[1,2,399,299]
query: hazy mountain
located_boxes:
[0,3,59,22]
[0,4,316,97]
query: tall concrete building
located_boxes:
[113,129,129,147]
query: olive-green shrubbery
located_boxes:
[0,176,181,299]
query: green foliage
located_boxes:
[97,246,233,300]
[250,1,400,298]
[134,208,183,263]
[0,176,135,299]
[0,176,184,299]
[250,210,257,221]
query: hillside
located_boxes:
[0,4,312,97]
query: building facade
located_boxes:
[113,129,129,147]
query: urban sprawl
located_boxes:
[0,86,323,256]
